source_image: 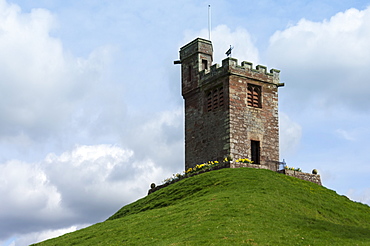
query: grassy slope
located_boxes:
[33,168,370,245]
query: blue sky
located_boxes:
[1,0,370,245]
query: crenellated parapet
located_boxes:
[200,57,282,87]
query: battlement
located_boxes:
[200,57,281,86]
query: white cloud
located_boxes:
[279,112,302,157]
[268,7,370,112]
[0,144,164,243]
[347,188,370,206]
[125,109,183,170]
[267,6,370,206]
[0,160,63,219]
[335,129,356,141]
[334,126,370,142]
[0,0,113,141]
[0,107,184,243]
[7,224,90,246]
[42,144,162,219]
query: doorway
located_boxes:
[251,140,260,164]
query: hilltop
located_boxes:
[33,168,370,245]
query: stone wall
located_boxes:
[180,38,231,169]
[183,91,230,170]
[226,58,280,165]
[279,169,322,186]
[179,38,282,170]
[230,161,279,171]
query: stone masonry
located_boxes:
[279,169,322,186]
[179,38,283,171]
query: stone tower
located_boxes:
[178,38,283,171]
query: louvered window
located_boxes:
[247,84,261,108]
[207,87,224,112]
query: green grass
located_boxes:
[32,168,370,245]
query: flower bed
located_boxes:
[148,158,253,195]
[284,166,302,172]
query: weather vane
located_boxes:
[225,45,234,57]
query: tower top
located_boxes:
[179,38,213,62]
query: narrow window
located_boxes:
[188,65,192,82]
[251,140,260,164]
[247,84,261,108]
[202,59,208,70]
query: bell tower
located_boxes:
[178,38,283,171]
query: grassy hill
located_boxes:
[32,168,370,245]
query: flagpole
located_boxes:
[208,5,211,40]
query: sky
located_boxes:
[0,0,370,245]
